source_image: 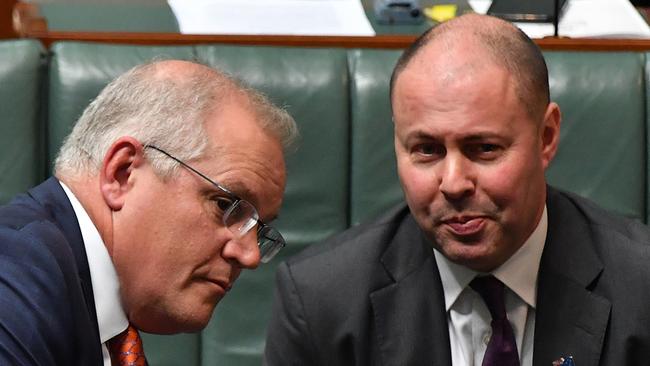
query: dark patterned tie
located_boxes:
[108,324,148,366]
[470,276,520,366]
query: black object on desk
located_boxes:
[487,0,567,23]
[374,0,425,25]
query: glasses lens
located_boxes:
[224,200,258,237]
[258,225,286,263]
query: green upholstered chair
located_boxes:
[348,49,403,226]
[642,52,650,224]
[195,45,350,366]
[0,39,45,204]
[545,52,647,223]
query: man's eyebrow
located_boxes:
[460,132,510,143]
[221,181,280,222]
[405,130,440,141]
[408,130,499,139]
[218,179,256,202]
[462,132,503,141]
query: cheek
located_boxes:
[398,161,439,209]
[482,166,522,204]
[479,152,544,211]
[117,201,216,275]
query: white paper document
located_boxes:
[168,0,376,36]
[468,0,650,38]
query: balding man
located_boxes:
[0,60,297,365]
[264,14,650,366]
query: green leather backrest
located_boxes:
[643,52,650,224]
[48,42,350,366]
[545,52,646,223]
[0,40,45,204]
[348,50,648,224]
[348,49,403,225]
[195,45,350,366]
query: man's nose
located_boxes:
[438,154,475,201]
[222,230,261,269]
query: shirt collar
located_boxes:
[60,182,128,343]
[434,205,548,311]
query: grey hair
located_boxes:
[54,60,298,179]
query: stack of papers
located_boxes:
[168,0,376,36]
[468,0,650,38]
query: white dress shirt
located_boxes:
[434,206,547,366]
[60,182,129,366]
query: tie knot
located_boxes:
[470,275,507,320]
[108,324,147,366]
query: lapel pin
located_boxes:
[552,356,575,366]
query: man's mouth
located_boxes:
[207,278,232,294]
[442,216,486,236]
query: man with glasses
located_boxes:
[0,60,297,365]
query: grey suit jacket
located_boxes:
[264,187,650,366]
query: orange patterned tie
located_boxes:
[108,324,148,366]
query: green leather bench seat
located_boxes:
[1,39,650,365]
[348,49,402,225]
[545,52,647,223]
[0,40,44,204]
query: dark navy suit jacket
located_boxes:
[265,187,650,366]
[0,177,103,365]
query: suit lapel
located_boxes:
[30,178,99,318]
[370,215,452,366]
[367,189,613,365]
[29,177,103,364]
[533,188,611,366]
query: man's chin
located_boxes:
[435,240,500,272]
[130,306,214,334]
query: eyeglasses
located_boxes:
[144,145,286,263]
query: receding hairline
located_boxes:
[390,14,550,119]
[146,60,228,84]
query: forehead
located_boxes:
[197,98,286,216]
[392,47,533,137]
[395,41,497,98]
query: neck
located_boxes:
[57,174,115,256]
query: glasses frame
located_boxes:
[144,144,286,263]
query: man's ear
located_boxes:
[540,102,561,170]
[100,137,145,211]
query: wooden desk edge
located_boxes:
[12,1,650,51]
[27,32,650,52]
